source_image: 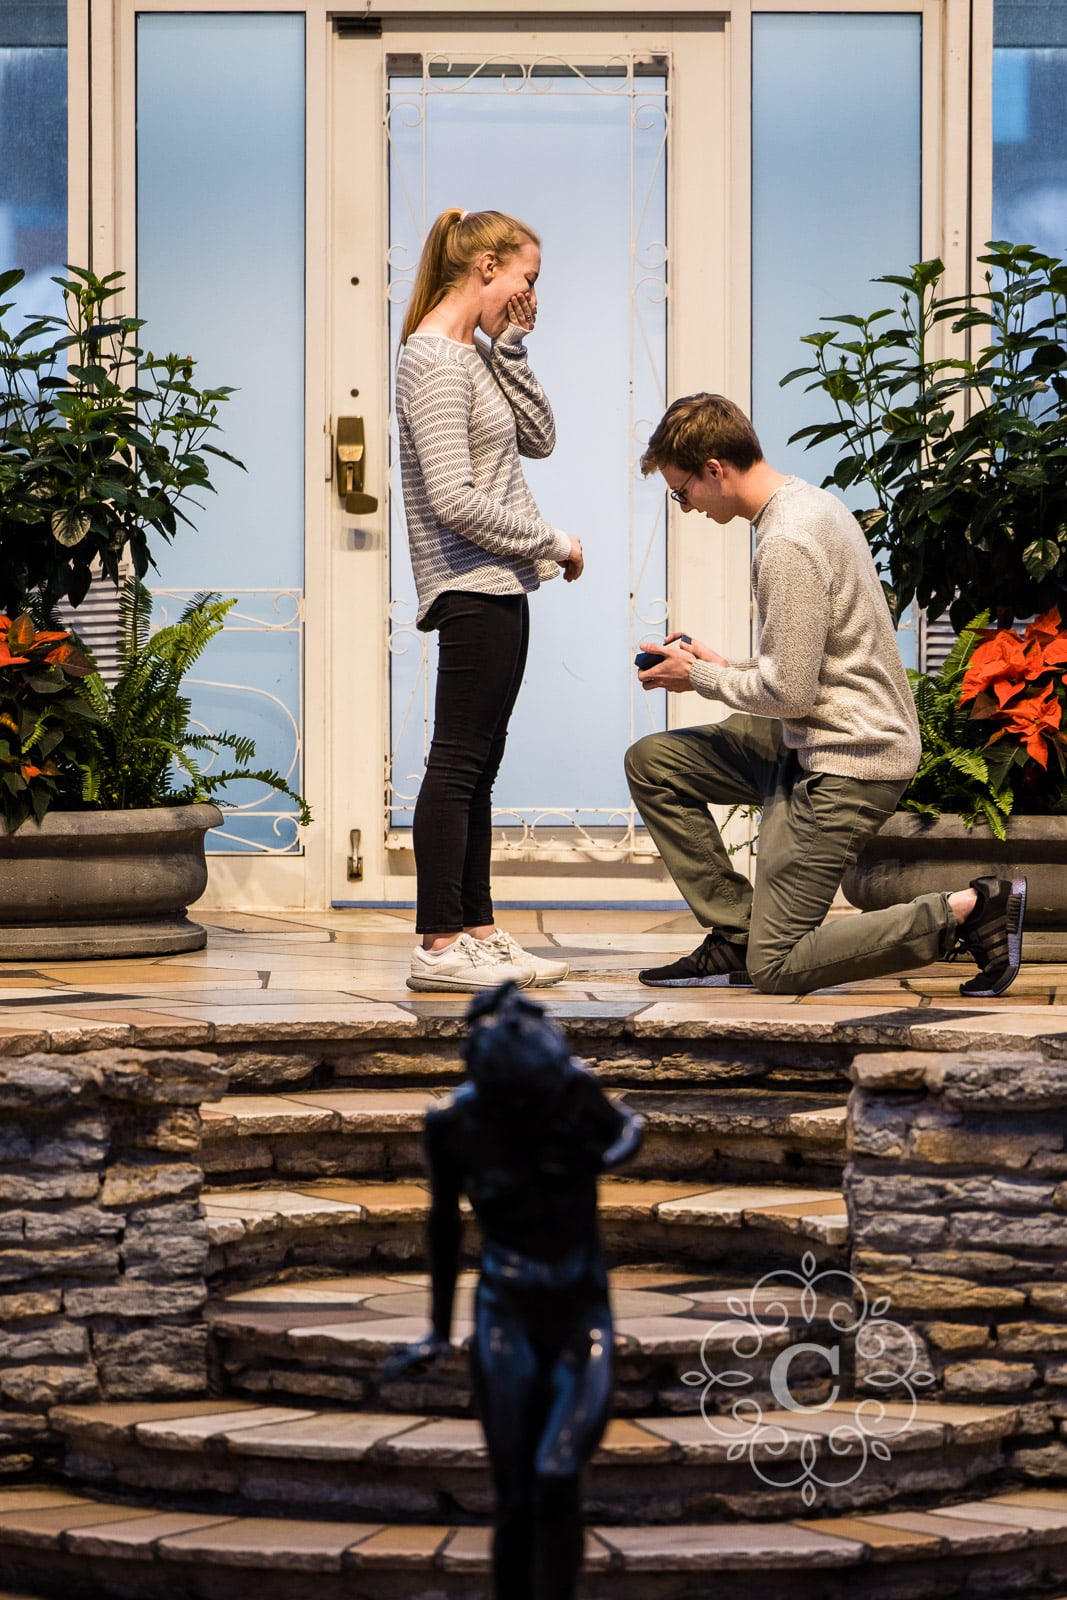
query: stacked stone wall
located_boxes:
[0,1047,227,1475]
[846,1049,1067,1479]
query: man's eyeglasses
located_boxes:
[669,470,697,507]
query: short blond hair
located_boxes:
[400,208,540,344]
[641,393,764,475]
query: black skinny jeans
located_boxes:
[413,590,529,934]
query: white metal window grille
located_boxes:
[152,588,305,855]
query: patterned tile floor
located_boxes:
[0,908,1062,1056]
[0,906,1064,1050]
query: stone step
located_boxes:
[208,1264,853,1413]
[200,1086,848,1188]
[49,1396,1021,1525]
[219,1027,857,1098]
[4,1484,1067,1599]
[202,1177,850,1285]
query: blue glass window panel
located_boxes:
[137,15,305,850]
[751,14,921,493]
[993,49,1031,143]
[993,47,1067,259]
[388,70,667,829]
[0,9,67,328]
[136,14,304,592]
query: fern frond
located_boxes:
[79,672,112,719]
[940,611,991,683]
[183,729,257,766]
[900,797,942,817]
[200,768,312,827]
[947,749,989,783]
[963,794,1009,840]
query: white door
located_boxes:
[328,15,750,910]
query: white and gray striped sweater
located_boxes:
[395,323,572,627]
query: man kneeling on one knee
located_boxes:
[625,392,1026,1000]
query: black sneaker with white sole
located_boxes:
[949,875,1027,998]
[639,933,754,988]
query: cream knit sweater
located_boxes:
[689,477,921,782]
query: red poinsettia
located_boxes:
[961,606,1067,775]
[0,612,98,832]
[984,682,1063,767]
[960,605,1067,705]
[0,614,93,676]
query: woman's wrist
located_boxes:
[493,321,528,353]
[549,527,573,562]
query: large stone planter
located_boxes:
[0,804,222,959]
[841,813,1067,960]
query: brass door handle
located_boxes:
[336,416,378,514]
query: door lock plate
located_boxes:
[336,417,378,514]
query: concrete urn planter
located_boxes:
[841,813,1067,961]
[0,803,223,959]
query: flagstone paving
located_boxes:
[0,906,1062,1052]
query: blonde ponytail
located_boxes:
[400,208,540,344]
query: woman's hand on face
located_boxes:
[507,290,537,333]
[561,536,584,582]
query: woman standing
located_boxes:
[396,208,583,993]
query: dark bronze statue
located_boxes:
[385,980,644,1599]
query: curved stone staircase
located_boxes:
[2,1032,1066,1598]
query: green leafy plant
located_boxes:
[781,242,1067,630]
[902,607,1067,838]
[0,612,97,830]
[67,580,311,822]
[0,264,241,617]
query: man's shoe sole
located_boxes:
[638,971,756,989]
[959,876,1027,998]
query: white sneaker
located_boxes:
[408,932,535,993]
[476,928,570,987]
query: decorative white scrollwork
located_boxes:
[153,588,304,855]
[681,1251,936,1509]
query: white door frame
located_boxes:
[329,12,741,909]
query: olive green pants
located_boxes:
[625,714,956,995]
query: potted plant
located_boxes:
[782,242,1067,956]
[781,241,1067,631]
[0,264,238,614]
[0,583,310,958]
[0,266,309,957]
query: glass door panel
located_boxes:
[137,12,306,855]
[385,53,669,848]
